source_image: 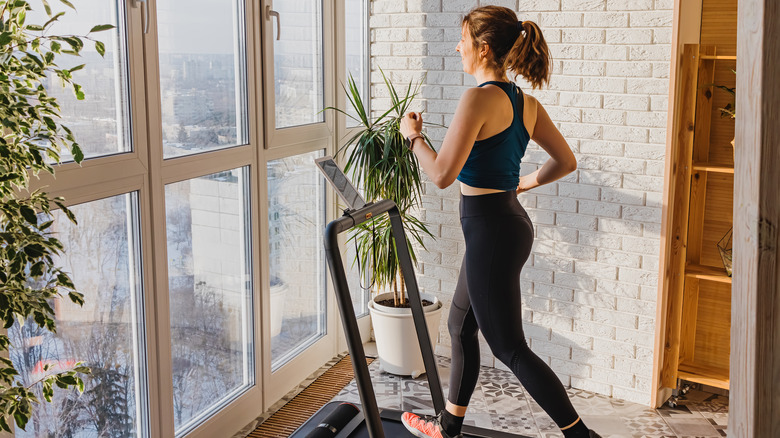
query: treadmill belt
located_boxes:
[291,401,530,438]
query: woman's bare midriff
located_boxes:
[459,182,507,196]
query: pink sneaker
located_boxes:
[401,412,462,438]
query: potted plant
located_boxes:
[327,70,442,377]
[0,1,113,431]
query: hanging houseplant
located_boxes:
[326,70,442,376]
[0,0,113,431]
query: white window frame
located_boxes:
[13,0,370,436]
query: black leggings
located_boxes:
[448,190,581,428]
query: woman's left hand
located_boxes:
[400,112,423,139]
[516,174,533,195]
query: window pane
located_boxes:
[273,1,325,129]
[30,0,132,161]
[157,0,248,158]
[268,151,326,369]
[165,168,253,434]
[9,193,146,437]
[346,242,369,318]
[344,0,368,128]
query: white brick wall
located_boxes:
[369,0,673,406]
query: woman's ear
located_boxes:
[479,42,490,60]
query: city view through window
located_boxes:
[7,0,368,436]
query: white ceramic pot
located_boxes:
[270,282,288,338]
[368,292,443,378]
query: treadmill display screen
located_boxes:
[315,156,367,210]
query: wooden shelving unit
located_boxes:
[691,162,734,174]
[660,44,735,391]
[685,264,732,284]
[678,363,730,389]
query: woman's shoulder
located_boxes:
[455,86,495,113]
[523,92,539,111]
[521,92,540,138]
[460,84,509,108]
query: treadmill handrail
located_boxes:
[324,199,446,438]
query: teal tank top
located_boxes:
[456,81,531,191]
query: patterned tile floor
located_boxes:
[331,356,729,438]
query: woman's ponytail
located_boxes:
[462,6,552,90]
[505,20,551,89]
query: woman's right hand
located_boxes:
[400,112,423,139]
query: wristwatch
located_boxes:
[404,133,423,150]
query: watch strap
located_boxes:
[405,133,423,150]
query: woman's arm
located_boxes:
[400,88,488,189]
[516,102,577,194]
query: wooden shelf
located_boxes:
[699,55,737,60]
[685,264,732,284]
[692,161,734,174]
[678,362,730,390]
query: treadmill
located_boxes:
[287,157,530,438]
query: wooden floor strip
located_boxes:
[247,355,371,438]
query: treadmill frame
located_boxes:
[323,199,530,438]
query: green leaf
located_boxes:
[42,0,53,16]
[24,244,46,258]
[0,33,12,46]
[13,410,28,430]
[68,291,84,306]
[62,36,83,52]
[89,24,115,33]
[58,375,78,385]
[58,0,76,10]
[95,40,105,57]
[0,414,9,432]
[0,172,20,182]
[26,25,44,31]
[43,116,56,130]
[30,261,44,277]
[69,64,85,73]
[56,272,75,289]
[19,205,38,224]
[72,143,83,162]
[43,12,66,29]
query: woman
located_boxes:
[398,6,600,438]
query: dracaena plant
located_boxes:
[0,0,112,431]
[326,69,436,307]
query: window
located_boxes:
[268,151,327,370]
[10,194,146,437]
[344,0,369,127]
[272,0,325,129]
[156,0,248,158]
[33,0,132,161]
[165,168,254,434]
[7,0,370,436]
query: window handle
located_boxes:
[132,0,149,34]
[266,6,280,40]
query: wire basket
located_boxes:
[717,227,733,277]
